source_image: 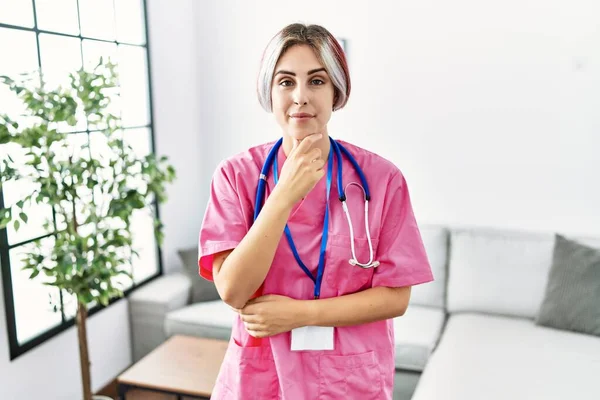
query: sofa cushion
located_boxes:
[409,226,448,308]
[178,247,221,303]
[411,313,600,400]
[393,304,446,371]
[447,228,556,318]
[165,300,235,340]
[129,272,192,316]
[536,234,600,336]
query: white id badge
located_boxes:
[291,326,334,351]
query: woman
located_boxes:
[198,23,433,399]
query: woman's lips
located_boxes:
[290,113,314,122]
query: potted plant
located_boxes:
[0,58,176,400]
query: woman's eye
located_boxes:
[280,80,293,87]
[311,79,324,85]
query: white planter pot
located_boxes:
[92,396,113,400]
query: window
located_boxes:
[0,0,161,360]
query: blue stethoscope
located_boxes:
[253,136,379,299]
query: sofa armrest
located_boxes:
[128,272,192,361]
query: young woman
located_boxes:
[198,23,433,399]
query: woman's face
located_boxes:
[271,44,335,141]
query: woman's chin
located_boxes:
[286,128,322,141]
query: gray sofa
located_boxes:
[128,225,600,399]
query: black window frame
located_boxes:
[0,0,163,361]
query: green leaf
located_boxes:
[155,230,164,246]
[0,132,10,144]
[13,219,20,232]
[19,212,28,223]
[0,208,12,229]
[99,294,109,306]
[0,75,14,85]
[80,291,94,305]
[29,269,40,279]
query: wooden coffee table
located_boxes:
[117,335,228,400]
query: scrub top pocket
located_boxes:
[318,350,383,399]
[214,338,280,400]
[326,234,379,295]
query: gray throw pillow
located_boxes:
[535,234,600,336]
[177,247,221,303]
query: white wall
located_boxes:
[194,0,600,237]
[147,0,203,272]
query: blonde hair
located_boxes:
[257,23,351,113]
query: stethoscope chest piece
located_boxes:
[349,259,381,269]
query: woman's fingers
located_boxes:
[239,313,261,323]
[244,322,265,331]
[246,329,264,338]
[293,133,322,158]
[244,322,271,338]
[309,146,322,160]
[312,158,326,170]
[290,137,300,156]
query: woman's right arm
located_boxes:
[212,134,325,309]
[212,188,292,309]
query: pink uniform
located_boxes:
[198,139,433,399]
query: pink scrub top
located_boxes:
[198,139,433,399]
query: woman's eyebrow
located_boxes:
[274,68,327,77]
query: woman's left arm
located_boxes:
[238,287,411,338]
[305,286,411,327]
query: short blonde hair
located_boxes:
[257,23,351,113]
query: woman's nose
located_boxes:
[293,87,309,105]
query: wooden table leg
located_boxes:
[117,382,129,400]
